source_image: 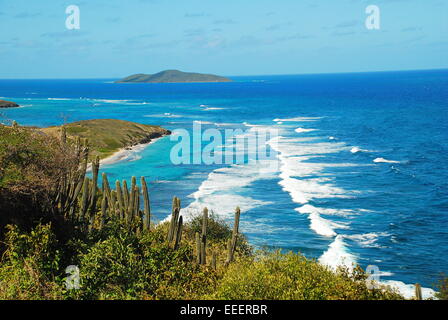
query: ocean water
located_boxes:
[1,70,448,297]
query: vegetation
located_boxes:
[0,123,409,300]
[435,275,448,300]
[115,70,232,83]
[41,119,170,159]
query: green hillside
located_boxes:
[41,119,171,159]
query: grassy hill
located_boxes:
[116,70,232,83]
[41,119,171,159]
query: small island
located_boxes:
[0,100,19,108]
[115,69,232,83]
[41,119,171,160]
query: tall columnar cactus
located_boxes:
[211,251,217,270]
[415,283,423,300]
[168,207,180,243]
[200,207,208,265]
[167,197,180,243]
[174,216,183,250]
[60,126,67,145]
[226,207,241,264]
[102,173,112,207]
[141,177,151,231]
[122,180,129,208]
[115,180,124,218]
[79,176,90,219]
[100,195,107,229]
[195,232,201,265]
[133,186,140,219]
[89,156,100,215]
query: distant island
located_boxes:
[115,69,232,83]
[0,100,19,108]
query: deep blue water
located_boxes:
[1,69,447,297]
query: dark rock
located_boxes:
[0,100,19,108]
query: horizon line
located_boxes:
[0,67,447,80]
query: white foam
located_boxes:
[308,212,349,237]
[319,235,357,270]
[296,204,358,217]
[373,157,401,164]
[93,99,133,104]
[381,280,436,300]
[345,232,389,248]
[203,107,225,111]
[295,128,317,133]
[350,146,374,153]
[273,117,322,122]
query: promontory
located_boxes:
[115,70,232,83]
[41,119,171,159]
[0,100,19,108]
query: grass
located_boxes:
[41,119,170,159]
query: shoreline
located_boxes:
[88,136,165,170]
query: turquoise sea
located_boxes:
[1,69,448,297]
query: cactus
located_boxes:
[60,126,66,145]
[115,180,124,218]
[211,251,217,270]
[200,208,208,265]
[226,207,241,264]
[195,232,201,265]
[168,207,179,243]
[167,197,180,242]
[174,216,183,250]
[79,177,90,219]
[226,239,232,265]
[122,180,129,208]
[141,177,151,231]
[134,186,140,218]
[415,283,423,300]
[102,173,112,207]
[89,156,100,215]
[100,195,107,229]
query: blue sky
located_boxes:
[0,0,447,78]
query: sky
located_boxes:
[0,0,447,78]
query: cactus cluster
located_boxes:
[194,207,241,268]
[54,131,242,267]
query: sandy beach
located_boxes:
[87,136,164,170]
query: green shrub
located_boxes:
[211,251,403,300]
[435,275,448,300]
[0,224,64,299]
